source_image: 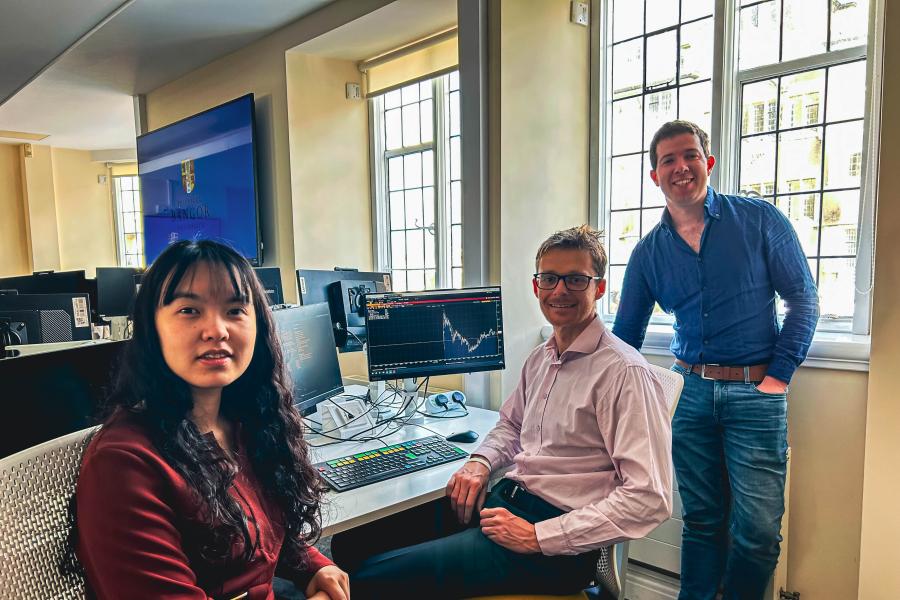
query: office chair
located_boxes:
[0,426,97,599]
[469,363,684,600]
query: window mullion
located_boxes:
[369,96,390,274]
[433,76,450,288]
[712,0,737,192]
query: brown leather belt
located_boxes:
[675,359,768,383]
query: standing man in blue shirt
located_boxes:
[613,120,819,600]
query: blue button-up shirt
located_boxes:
[612,187,819,383]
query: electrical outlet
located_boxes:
[571,1,589,26]
[346,82,361,100]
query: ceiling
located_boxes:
[0,0,333,151]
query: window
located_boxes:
[113,175,144,268]
[600,0,875,335]
[371,72,462,292]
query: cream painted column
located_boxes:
[857,1,900,597]
[20,144,61,272]
[497,0,591,402]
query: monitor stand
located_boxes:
[400,378,424,424]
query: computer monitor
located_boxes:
[0,270,98,322]
[296,268,393,352]
[96,267,142,317]
[0,340,125,458]
[271,303,344,416]
[0,293,94,343]
[364,287,506,381]
[254,267,284,306]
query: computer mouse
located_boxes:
[446,430,479,443]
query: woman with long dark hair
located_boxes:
[75,240,349,600]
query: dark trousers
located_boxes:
[332,479,599,599]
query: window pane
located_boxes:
[124,233,137,254]
[607,265,626,314]
[449,90,460,136]
[125,254,139,268]
[742,79,778,135]
[827,61,866,122]
[450,180,462,222]
[644,90,677,149]
[452,268,463,289]
[401,104,421,146]
[779,69,825,129]
[739,1,781,70]
[830,0,870,50]
[613,0,643,42]
[384,89,401,109]
[641,207,665,235]
[740,134,777,195]
[610,154,642,210]
[385,108,402,150]
[420,98,434,143]
[612,98,643,155]
[422,150,435,186]
[407,230,425,269]
[682,0,713,21]
[646,0,678,34]
[391,231,407,268]
[388,156,404,191]
[680,17,713,84]
[405,188,423,229]
[449,71,459,91]
[122,190,135,213]
[419,80,432,100]
[678,81,712,137]
[819,258,856,317]
[609,210,641,264]
[777,127,823,194]
[646,31,677,90]
[389,191,405,230]
[782,0,827,61]
[123,212,137,234]
[425,269,437,290]
[775,193,820,256]
[425,227,436,269]
[451,224,463,267]
[821,190,860,256]
[613,39,643,100]
[423,187,435,228]
[404,153,422,188]
[392,269,407,292]
[407,270,425,291]
[450,136,461,180]
[643,152,667,207]
[401,82,419,104]
[824,120,864,190]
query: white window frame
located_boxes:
[112,175,145,268]
[369,72,463,292]
[591,0,883,369]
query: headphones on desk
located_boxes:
[425,390,467,416]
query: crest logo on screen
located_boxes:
[181,159,195,193]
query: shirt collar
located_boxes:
[660,186,720,230]
[546,315,606,359]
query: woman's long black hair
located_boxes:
[103,240,324,566]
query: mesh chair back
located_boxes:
[0,426,97,599]
[648,363,684,418]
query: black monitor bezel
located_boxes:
[363,286,506,382]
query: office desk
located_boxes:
[309,407,499,536]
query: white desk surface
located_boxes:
[308,406,500,536]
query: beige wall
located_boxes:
[857,1,900,597]
[22,145,61,272]
[0,144,29,276]
[51,148,117,277]
[496,0,591,397]
[144,0,393,303]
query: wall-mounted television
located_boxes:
[137,94,262,265]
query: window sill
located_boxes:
[539,322,870,372]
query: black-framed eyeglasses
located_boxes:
[533,273,602,291]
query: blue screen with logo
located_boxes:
[137,94,260,265]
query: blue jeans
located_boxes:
[671,364,788,600]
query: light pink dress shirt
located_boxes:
[474,316,673,556]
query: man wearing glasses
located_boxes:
[342,225,673,599]
[613,120,819,600]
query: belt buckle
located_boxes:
[700,363,719,381]
[509,484,520,499]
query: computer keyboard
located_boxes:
[314,435,469,492]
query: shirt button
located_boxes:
[703,339,709,344]
[703,312,709,318]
